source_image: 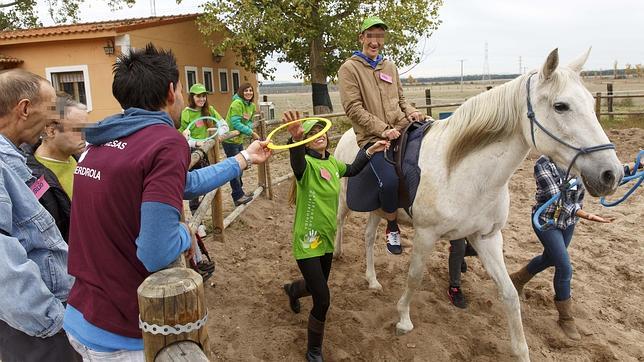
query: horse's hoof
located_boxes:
[368,280,383,290]
[395,322,413,336]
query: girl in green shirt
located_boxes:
[281,110,387,362]
[179,83,224,148]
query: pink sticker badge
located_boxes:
[30,175,50,200]
[320,168,331,181]
[379,72,393,84]
[195,119,205,127]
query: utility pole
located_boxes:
[150,0,156,16]
[459,59,466,92]
[482,41,490,83]
[518,56,522,75]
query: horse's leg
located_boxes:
[334,179,350,259]
[364,212,382,290]
[470,231,530,362]
[396,228,435,335]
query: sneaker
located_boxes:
[448,286,467,309]
[233,195,252,206]
[385,229,403,255]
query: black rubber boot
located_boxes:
[306,314,325,362]
[283,279,309,314]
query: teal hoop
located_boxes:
[185,116,221,141]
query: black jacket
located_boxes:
[19,143,72,243]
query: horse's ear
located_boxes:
[540,48,559,81]
[568,47,592,73]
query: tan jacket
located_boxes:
[338,55,418,148]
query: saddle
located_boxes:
[346,120,433,216]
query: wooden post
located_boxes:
[138,268,210,361]
[257,118,273,199]
[595,92,602,120]
[425,89,432,119]
[607,83,614,121]
[156,341,209,361]
[207,132,224,243]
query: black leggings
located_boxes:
[297,253,333,322]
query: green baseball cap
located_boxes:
[302,119,326,135]
[360,16,388,33]
[189,83,208,94]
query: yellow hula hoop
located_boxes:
[266,117,332,150]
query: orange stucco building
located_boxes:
[0,14,257,122]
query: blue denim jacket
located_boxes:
[0,134,73,337]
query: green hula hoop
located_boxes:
[185,116,221,141]
[266,117,332,150]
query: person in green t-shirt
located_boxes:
[179,83,225,146]
[223,82,260,206]
[179,83,224,211]
[280,110,388,362]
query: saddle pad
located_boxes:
[346,121,432,213]
[346,161,380,212]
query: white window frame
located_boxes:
[185,66,198,90]
[218,68,229,93]
[45,65,93,112]
[231,69,241,93]
[202,67,214,93]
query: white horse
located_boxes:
[333,48,623,361]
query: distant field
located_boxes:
[260,77,644,129]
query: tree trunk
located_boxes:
[309,21,332,114]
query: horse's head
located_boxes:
[524,48,623,196]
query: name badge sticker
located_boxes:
[379,72,393,84]
[320,168,331,181]
[30,175,50,200]
[195,119,205,127]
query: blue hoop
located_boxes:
[185,116,222,141]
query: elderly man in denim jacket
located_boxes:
[0,69,80,361]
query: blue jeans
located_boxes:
[366,149,399,213]
[222,142,245,201]
[527,222,576,301]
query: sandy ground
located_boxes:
[201,128,643,361]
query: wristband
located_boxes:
[240,150,252,170]
[365,149,373,159]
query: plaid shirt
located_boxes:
[532,156,585,230]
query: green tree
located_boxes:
[198,0,443,114]
[0,0,139,30]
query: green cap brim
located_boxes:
[360,16,388,33]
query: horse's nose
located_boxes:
[601,169,616,187]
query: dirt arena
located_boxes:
[202,128,643,361]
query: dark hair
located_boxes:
[0,69,46,117]
[188,92,212,118]
[112,43,179,111]
[236,82,254,102]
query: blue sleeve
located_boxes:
[135,201,191,272]
[184,157,242,199]
[0,175,64,337]
[230,115,253,135]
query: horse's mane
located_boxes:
[444,69,581,170]
[444,74,526,170]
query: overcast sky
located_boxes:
[39,0,644,81]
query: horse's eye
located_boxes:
[553,102,569,113]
